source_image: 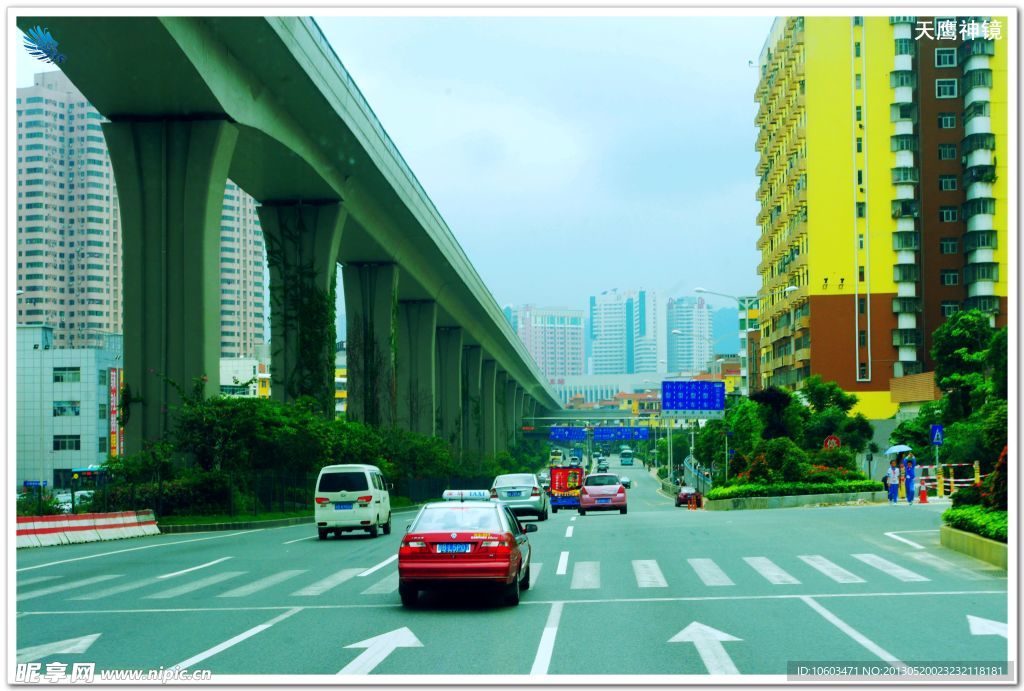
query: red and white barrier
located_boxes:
[16,510,161,549]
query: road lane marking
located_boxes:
[565,526,574,538]
[852,553,929,582]
[360,572,399,595]
[801,596,905,667]
[17,575,122,601]
[570,561,600,590]
[744,557,800,585]
[798,555,865,584]
[570,516,577,522]
[173,607,302,669]
[908,552,987,580]
[69,577,161,601]
[358,555,397,577]
[688,558,734,586]
[292,568,364,596]
[632,560,668,588]
[884,531,927,549]
[283,536,315,545]
[556,551,569,576]
[218,570,307,598]
[16,530,264,572]
[143,572,243,599]
[17,575,61,587]
[530,562,543,587]
[529,601,564,675]
[157,557,233,579]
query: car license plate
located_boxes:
[437,543,470,554]
[334,503,353,510]
[505,490,522,497]
[597,498,610,504]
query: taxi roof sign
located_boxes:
[442,489,490,502]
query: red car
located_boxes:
[578,473,627,515]
[398,492,536,607]
[676,486,703,508]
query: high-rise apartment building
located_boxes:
[504,305,584,377]
[754,16,1007,418]
[666,297,713,374]
[589,289,665,375]
[15,70,267,358]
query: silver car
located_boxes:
[490,473,549,521]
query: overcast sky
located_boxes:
[17,13,774,316]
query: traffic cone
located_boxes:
[919,482,928,504]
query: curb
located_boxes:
[939,524,1007,569]
[703,490,888,511]
[157,504,427,534]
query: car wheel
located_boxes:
[620,506,628,515]
[382,513,392,535]
[539,508,548,521]
[317,528,327,540]
[552,506,558,514]
[521,564,531,591]
[368,521,380,538]
[399,582,418,607]
[579,508,586,516]
[675,500,682,507]
[504,570,521,606]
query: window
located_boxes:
[858,363,868,379]
[853,16,863,26]
[53,400,81,416]
[53,366,80,383]
[855,105,862,121]
[939,207,958,222]
[941,301,960,317]
[935,48,957,67]
[938,144,957,160]
[894,38,914,55]
[940,238,958,254]
[99,436,108,453]
[941,270,959,286]
[859,330,867,347]
[939,175,958,191]
[99,403,108,420]
[858,266,865,282]
[858,233,864,249]
[857,170,863,185]
[858,297,866,314]
[935,79,958,99]
[938,113,956,129]
[854,42,861,57]
[856,202,866,218]
[53,434,81,451]
[856,137,863,153]
[855,74,862,89]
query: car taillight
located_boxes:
[356,495,372,503]
[580,487,588,495]
[315,497,330,504]
[489,488,498,499]
[480,534,514,554]
[399,539,428,555]
[531,487,540,496]
[616,486,625,494]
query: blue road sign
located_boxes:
[930,424,944,446]
[22,480,47,487]
[661,381,726,418]
[593,427,649,442]
[549,427,586,442]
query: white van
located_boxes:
[314,464,391,539]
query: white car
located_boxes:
[490,473,549,520]
[314,464,392,539]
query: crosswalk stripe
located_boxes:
[69,577,160,600]
[688,558,734,586]
[570,561,601,590]
[799,555,866,584]
[744,557,801,585]
[908,552,985,580]
[18,575,61,587]
[632,560,668,588]
[852,553,929,582]
[360,572,398,595]
[218,570,307,597]
[291,568,364,597]
[143,572,244,599]
[556,551,569,576]
[18,575,121,601]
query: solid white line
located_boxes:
[16,530,264,572]
[744,557,800,585]
[565,526,574,538]
[360,572,399,595]
[632,560,668,588]
[17,575,61,587]
[283,535,315,545]
[358,555,397,577]
[69,578,160,601]
[173,607,302,669]
[801,596,904,666]
[17,575,122,601]
[218,570,307,598]
[570,561,600,590]
[157,557,233,580]
[529,602,564,675]
[884,532,926,549]
[798,555,865,584]
[292,568,364,597]
[143,572,243,599]
[852,553,929,582]
[688,558,734,587]
[555,551,570,576]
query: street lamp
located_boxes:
[695,287,758,395]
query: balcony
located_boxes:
[893,264,920,282]
[892,296,922,314]
[794,347,810,363]
[963,295,1000,314]
[964,229,998,251]
[892,231,920,251]
[891,166,919,184]
[891,200,920,219]
[892,328,922,347]
[963,165,997,185]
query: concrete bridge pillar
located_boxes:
[396,301,437,436]
[462,346,483,466]
[343,263,398,427]
[495,372,510,454]
[504,380,518,450]
[512,385,525,448]
[102,119,238,453]
[259,202,346,415]
[481,360,498,459]
[436,327,463,460]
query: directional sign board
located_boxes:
[549,427,587,442]
[22,480,47,488]
[930,424,944,446]
[661,381,726,419]
[593,427,649,442]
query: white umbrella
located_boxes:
[884,444,912,455]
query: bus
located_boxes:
[620,448,634,466]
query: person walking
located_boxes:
[887,459,901,505]
[903,452,916,505]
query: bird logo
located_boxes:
[23,26,66,65]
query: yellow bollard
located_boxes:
[937,467,945,498]
[948,466,956,495]
[974,460,981,486]
[898,466,906,500]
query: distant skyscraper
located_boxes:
[505,305,584,377]
[667,297,713,374]
[15,71,267,358]
[589,289,665,375]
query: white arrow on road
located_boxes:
[669,622,741,675]
[17,633,101,663]
[967,615,1007,639]
[338,627,422,675]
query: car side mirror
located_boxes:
[524,524,538,533]
[388,482,394,491]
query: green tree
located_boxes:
[800,374,858,413]
[890,400,943,451]
[931,309,995,420]
[724,397,765,457]
[754,437,808,477]
[751,387,807,440]
[987,326,1008,400]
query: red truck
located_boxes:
[548,465,584,513]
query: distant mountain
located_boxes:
[712,307,739,354]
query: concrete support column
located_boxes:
[396,301,437,436]
[436,327,463,461]
[462,346,483,466]
[481,359,498,459]
[103,119,238,453]
[513,386,525,448]
[259,202,346,415]
[343,263,398,427]
[500,375,515,453]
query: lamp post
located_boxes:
[695,287,758,395]
[783,285,799,387]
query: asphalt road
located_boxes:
[15,455,1011,681]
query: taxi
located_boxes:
[398,490,536,607]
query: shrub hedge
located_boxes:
[705,480,883,501]
[942,505,1008,543]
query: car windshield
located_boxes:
[494,474,534,487]
[317,471,368,492]
[585,475,619,486]
[414,507,503,532]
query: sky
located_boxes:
[16,13,774,324]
